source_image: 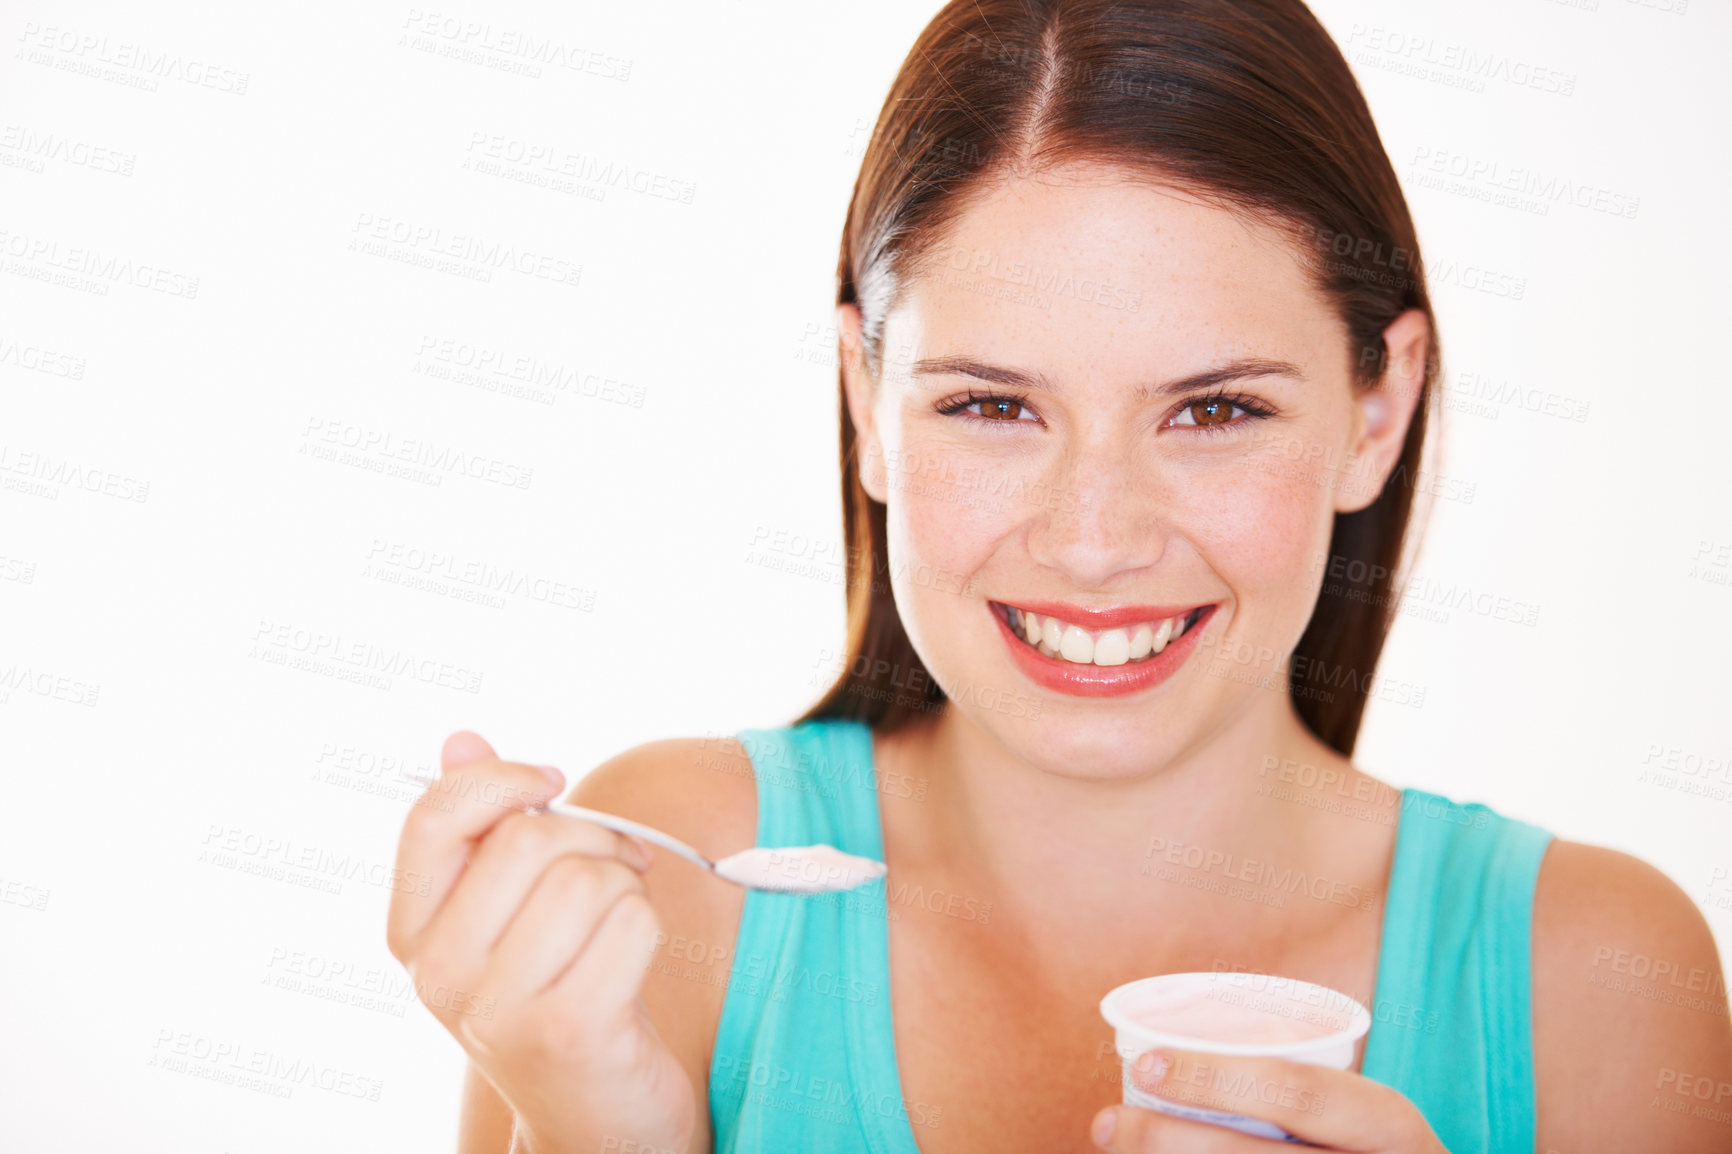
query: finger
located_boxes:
[485,856,648,998]
[417,809,650,973]
[1093,1101,1289,1152]
[385,733,564,960]
[541,886,662,1028]
[445,730,500,772]
[1128,1047,1404,1149]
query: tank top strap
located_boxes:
[708,717,918,1153]
[733,717,889,862]
[1361,788,1555,1153]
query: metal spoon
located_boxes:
[540,799,723,875]
[539,799,886,894]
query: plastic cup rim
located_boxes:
[1098,971,1372,1057]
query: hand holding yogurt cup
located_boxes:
[1092,972,1449,1151]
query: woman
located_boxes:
[386,1,1732,1151]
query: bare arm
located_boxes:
[1532,838,1732,1152]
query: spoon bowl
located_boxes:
[541,800,886,894]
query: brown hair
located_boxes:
[794,0,1441,757]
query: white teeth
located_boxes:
[1092,628,1131,666]
[1059,625,1094,664]
[1001,604,1200,667]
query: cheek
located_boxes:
[883,430,1028,576]
[882,487,999,653]
[1168,445,1334,617]
[879,436,1028,663]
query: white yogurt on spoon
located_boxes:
[713,844,888,892]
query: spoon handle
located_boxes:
[541,799,718,874]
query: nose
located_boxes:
[1023,436,1171,588]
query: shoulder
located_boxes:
[1531,838,1717,950]
[1530,838,1732,1151]
[1530,839,1724,986]
[567,732,759,863]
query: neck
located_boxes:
[882,688,1380,976]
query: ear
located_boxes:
[1333,308,1430,515]
[838,302,890,504]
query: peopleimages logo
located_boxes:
[0,124,136,175]
[300,417,534,490]
[1143,836,1376,910]
[399,9,633,80]
[0,333,86,378]
[15,22,251,94]
[0,444,149,503]
[710,1055,943,1128]
[348,212,583,288]
[148,1030,383,1101]
[0,228,199,298]
[249,619,485,694]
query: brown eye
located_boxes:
[1188,399,1235,426]
[937,390,1038,426]
[1167,393,1272,431]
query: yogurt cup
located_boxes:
[1098,971,1371,1142]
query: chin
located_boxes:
[961,695,1206,779]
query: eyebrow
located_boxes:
[907,355,1306,400]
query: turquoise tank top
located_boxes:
[708,718,1555,1153]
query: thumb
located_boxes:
[441,730,498,775]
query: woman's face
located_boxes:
[840,162,1428,777]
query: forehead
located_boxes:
[887,165,1343,383]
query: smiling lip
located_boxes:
[1001,600,1203,631]
[989,600,1218,698]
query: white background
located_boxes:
[1,0,1726,1149]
